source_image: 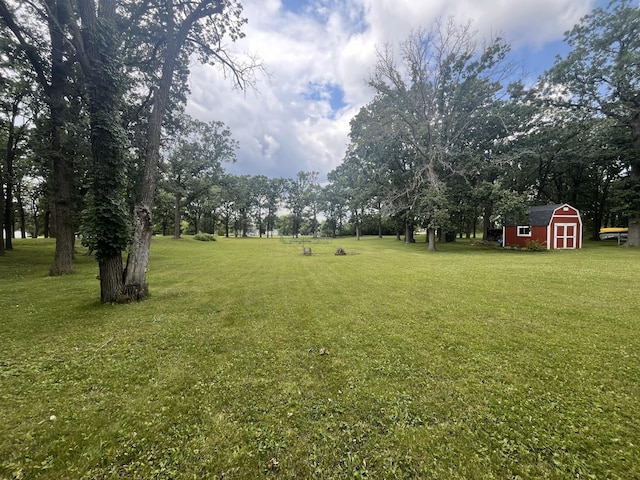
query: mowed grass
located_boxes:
[1,236,639,479]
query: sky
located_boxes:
[185,0,611,183]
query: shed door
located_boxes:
[555,223,576,249]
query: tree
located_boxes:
[248,175,274,237]
[368,21,511,250]
[123,0,255,299]
[163,116,236,239]
[2,0,255,300]
[343,95,416,241]
[191,188,219,234]
[0,0,80,272]
[284,171,318,238]
[547,0,640,245]
[69,0,133,302]
[263,177,284,238]
[328,150,376,240]
[319,182,348,237]
[1,75,30,247]
[216,174,243,238]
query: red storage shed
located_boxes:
[503,204,582,250]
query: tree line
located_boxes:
[1,1,639,302]
[333,3,640,251]
[0,0,256,302]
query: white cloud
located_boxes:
[185,0,603,182]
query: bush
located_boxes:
[194,233,216,242]
[524,239,546,251]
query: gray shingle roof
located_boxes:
[528,204,564,226]
[504,204,565,226]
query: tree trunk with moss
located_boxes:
[75,0,130,302]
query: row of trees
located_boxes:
[147,0,640,247]
[330,2,640,251]
[0,0,256,302]
[2,1,639,302]
[150,1,640,248]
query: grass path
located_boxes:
[1,236,639,478]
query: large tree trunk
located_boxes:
[48,0,75,275]
[43,209,50,238]
[123,204,151,298]
[76,0,129,302]
[48,157,75,275]
[0,0,76,263]
[123,38,180,299]
[99,255,125,303]
[404,220,414,243]
[427,227,437,251]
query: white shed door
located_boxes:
[555,223,577,249]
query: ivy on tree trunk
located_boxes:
[75,0,130,302]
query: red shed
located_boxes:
[502,204,582,250]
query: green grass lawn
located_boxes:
[1,236,639,479]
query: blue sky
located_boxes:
[186,0,616,182]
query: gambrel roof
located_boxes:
[505,204,566,226]
[528,204,565,226]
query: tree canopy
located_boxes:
[546,0,640,245]
[1,0,638,301]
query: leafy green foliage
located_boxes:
[162,115,237,239]
[284,171,320,238]
[341,21,514,248]
[1,237,639,478]
[524,239,547,251]
[193,233,216,241]
[546,0,640,243]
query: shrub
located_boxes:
[524,239,546,251]
[194,233,216,242]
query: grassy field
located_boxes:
[1,235,639,479]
